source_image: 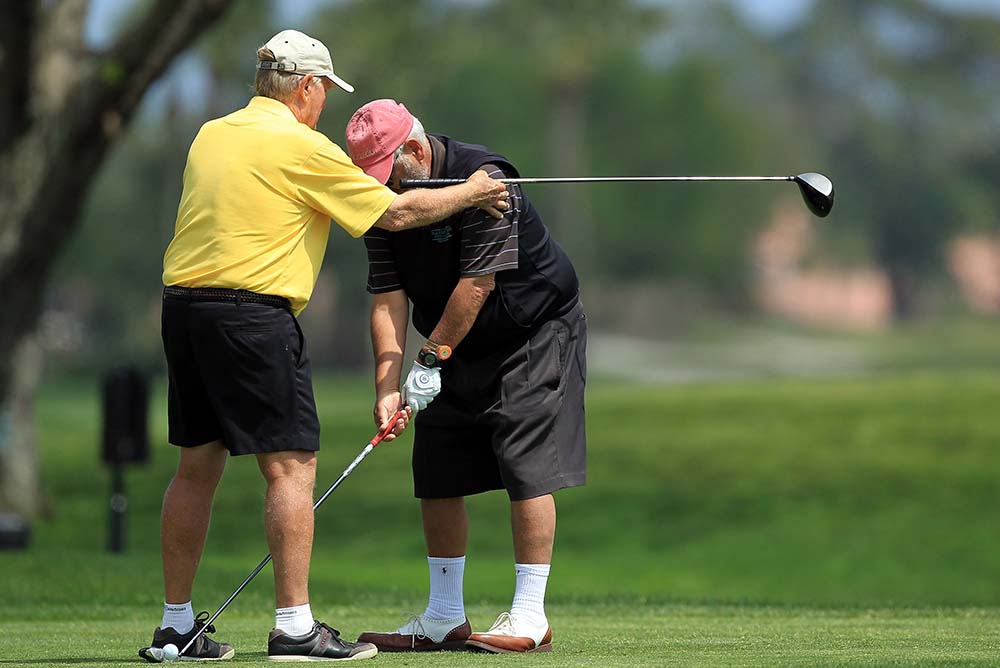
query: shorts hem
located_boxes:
[171,437,320,456]
[507,472,586,501]
[228,441,320,457]
[415,471,586,501]
[168,435,223,448]
[415,481,505,500]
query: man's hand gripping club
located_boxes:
[464,170,510,219]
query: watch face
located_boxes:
[419,350,438,367]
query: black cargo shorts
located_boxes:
[161,287,320,456]
[412,301,587,501]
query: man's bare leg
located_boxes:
[161,440,228,608]
[257,450,317,610]
[422,497,467,557]
[511,494,555,564]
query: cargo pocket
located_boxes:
[575,311,588,383]
[523,319,569,404]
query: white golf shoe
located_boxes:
[466,611,552,653]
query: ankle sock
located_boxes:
[275,603,314,636]
[162,601,194,634]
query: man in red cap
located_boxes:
[345,99,587,654]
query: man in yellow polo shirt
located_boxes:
[145,30,508,663]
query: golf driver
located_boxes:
[138,410,407,663]
[400,172,835,217]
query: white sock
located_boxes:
[423,556,466,620]
[511,563,550,629]
[161,601,194,634]
[275,603,314,636]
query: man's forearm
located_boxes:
[374,185,476,232]
[373,170,507,231]
[426,275,495,350]
[371,292,409,395]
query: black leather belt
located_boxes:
[163,286,290,309]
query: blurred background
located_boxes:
[3,0,1000,630]
[27,0,1000,375]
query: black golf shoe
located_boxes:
[268,621,377,662]
[141,611,235,662]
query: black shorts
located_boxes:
[412,301,587,501]
[161,288,320,456]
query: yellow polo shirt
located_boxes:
[162,96,396,315]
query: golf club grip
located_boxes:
[372,409,407,446]
[400,178,468,188]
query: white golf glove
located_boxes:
[402,361,441,413]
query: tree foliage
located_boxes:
[44,0,1000,376]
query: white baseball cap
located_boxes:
[257,29,354,93]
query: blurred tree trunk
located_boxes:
[884,265,918,320]
[0,0,234,523]
[0,336,43,519]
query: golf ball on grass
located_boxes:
[162,644,179,662]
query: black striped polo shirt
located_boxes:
[363,134,579,358]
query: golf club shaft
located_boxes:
[176,411,405,658]
[399,171,834,218]
[400,176,794,187]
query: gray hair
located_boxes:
[254,47,308,102]
[393,116,427,160]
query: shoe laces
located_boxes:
[487,611,516,636]
[181,611,217,655]
[193,611,217,635]
[316,621,342,639]
[398,614,428,648]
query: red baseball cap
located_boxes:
[345,99,415,184]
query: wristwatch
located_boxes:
[417,341,452,368]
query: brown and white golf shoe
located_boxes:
[465,612,552,653]
[356,614,470,652]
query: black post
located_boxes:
[109,464,127,553]
[101,368,149,554]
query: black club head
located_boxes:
[793,172,835,218]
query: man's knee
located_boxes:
[175,440,228,485]
[257,450,317,487]
[421,497,464,512]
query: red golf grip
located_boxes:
[371,409,407,447]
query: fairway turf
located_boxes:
[2,371,999,666]
[2,604,998,667]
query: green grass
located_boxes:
[2,604,999,667]
[2,371,1000,666]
